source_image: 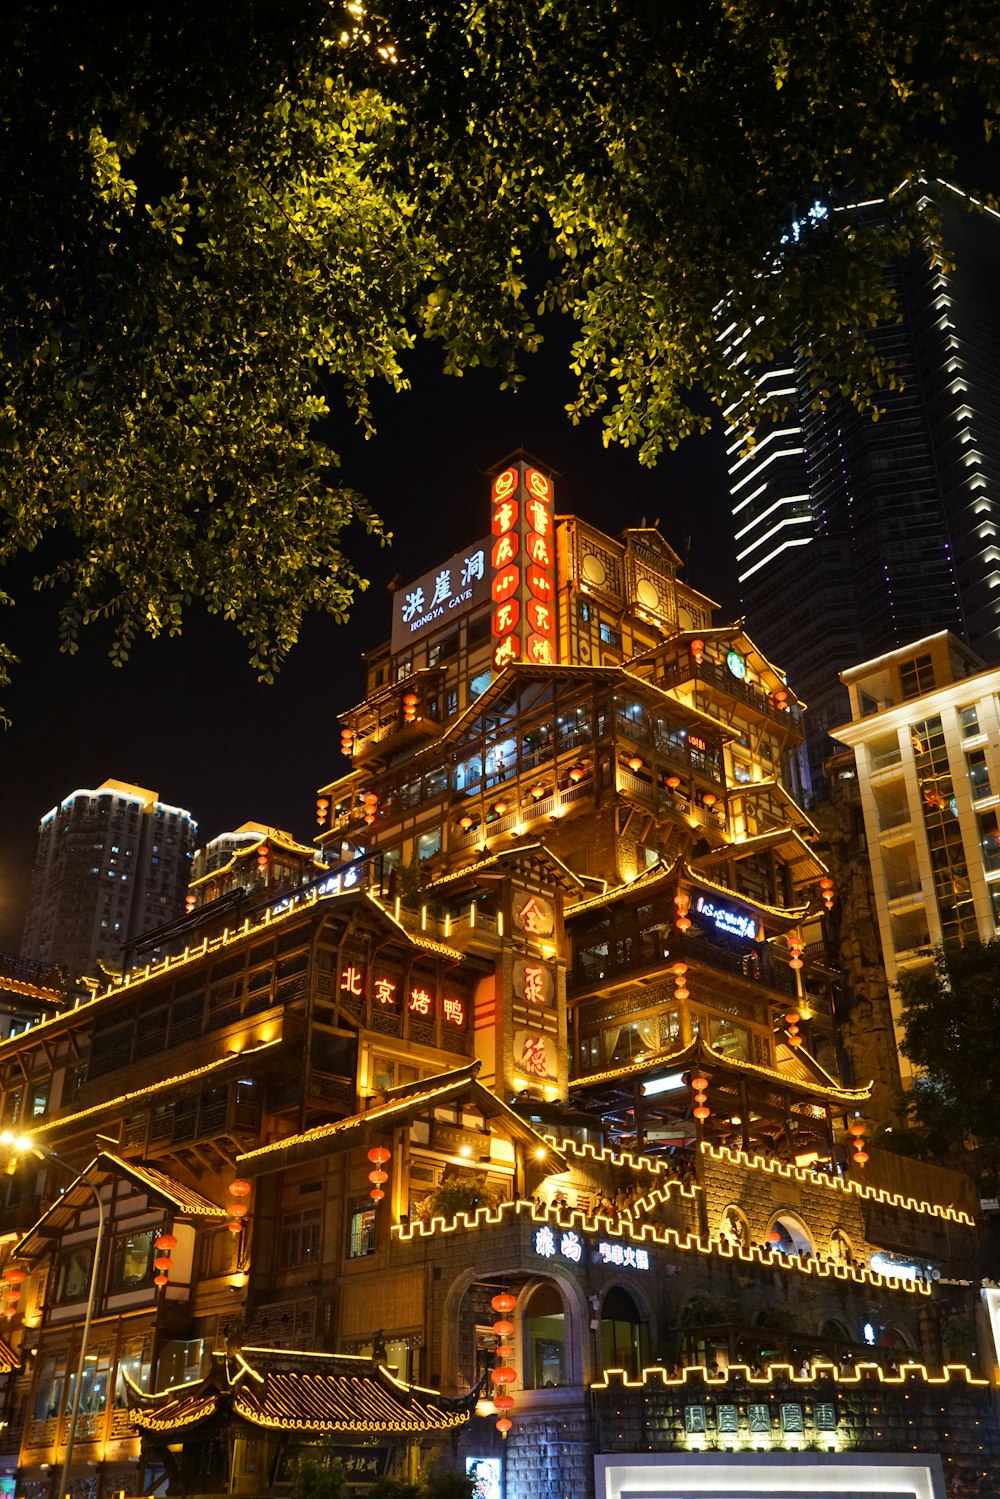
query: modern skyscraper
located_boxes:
[726,183,1000,795]
[21,778,197,975]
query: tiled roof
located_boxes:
[97,1153,227,1218]
[128,1349,470,1436]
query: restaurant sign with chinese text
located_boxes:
[391,538,492,653]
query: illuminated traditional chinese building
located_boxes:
[0,461,995,1499]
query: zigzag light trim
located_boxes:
[391,1199,932,1296]
[589,1361,989,1389]
[702,1141,975,1226]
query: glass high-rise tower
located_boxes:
[728,184,1000,795]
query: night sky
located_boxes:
[0,335,735,951]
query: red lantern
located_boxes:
[494,1345,514,1360]
[459,814,474,831]
[229,1202,249,1220]
[369,1169,388,1186]
[853,1150,869,1166]
[230,1180,252,1198]
[666,775,681,790]
[491,1292,516,1313]
[316,797,329,827]
[370,1188,385,1203]
[690,639,705,665]
[768,1229,781,1245]
[228,1221,243,1235]
[185,893,197,914]
[368,1146,391,1165]
[492,800,508,817]
[493,1393,515,1412]
[848,1121,866,1137]
[693,1105,710,1121]
[4,1289,20,1303]
[568,764,585,784]
[702,792,718,808]
[5,1269,25,1286]
[492,1319,514,1338]
[530,782,546,800]
[627,755,643,773]
[154,1273,169,1287]
[155,1232,177,1251]
[496,1416,513,1436]
[491,1366,516,1385]
[154,1255,172,1273]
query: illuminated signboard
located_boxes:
[490,464,558,670]
[532,1226,650,1269]
[390,538,492,653]
[694,895,761,942]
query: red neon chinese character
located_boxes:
[526,533,551,567]
[492,567,520,603]
[493,599,520,636]
[492,533,518,569]
[523,966,547,1004]
[526,568,553,598]
[374,977,396,1007]
[527,600,552,636]
[492,499,518,536]
[526,497,551,535]
[515,896,547,933]
[494,635,521,669]
[527,635,554,664]
[340,965,363,996]
[526,468,551,500]
[493,467,517,500]
[409,988,432,1016]
[519,1035,548,1077]
[443,997,465,1026]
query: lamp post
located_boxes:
[2,1134,106,1499]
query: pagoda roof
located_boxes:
[636,627,804,706]
[127,1347,471,1437]
[695,825,828,888]
[682,862,811,925]
[14,1152,226,1259]
[565,859,678,917]
[427,840,587,895]
[568,1035,870,1108]
[235,1061,568,1177]
[565,857,809,930]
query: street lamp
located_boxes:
[2,1133,106,1499]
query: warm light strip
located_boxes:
[589,1359,988,1389]
[390,1199,932,1296]
[704,1142,975,1226]
[543,1134,699,1190]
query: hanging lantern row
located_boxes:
[2,1265,25,1318]
[362,791,378,826]
[403,692,419,723]
[785,1010,803,1049]
[674,891,691,932]
[787,938,804,972]
[316,796,330,827]
[228,1178,252,1237]
[770,687,790,712]
[340,727,355,757]
[672,961,689,1003]
[491,1291,517,1437]
[185,893,197,914]
[256,845,269,874]
[690,638,705,665]
[819,876,835,911]
[691,1073,710,1123]
[849,1119,869,1169]
[368,1145,391,1204]
[153,1231,178,1289]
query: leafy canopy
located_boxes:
[2,0,998,695]
[898,941,1000,1154]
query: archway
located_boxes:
[599,1286,648,1376]
[523,1282,567,1389]
[767,1212,814,1257]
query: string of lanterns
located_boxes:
[403,691,419,723]
[674,892,691,932]
[316,796,329,827]
[691,1073,710,1123]
[185,893,197,914]
[690,638,705,665]
[787,938,804,971]
[490,1291,517,1437]
[368,1146,390,1203]
[819,876,835,910]
[785,1010,803,1049]
[228,1178,252,1235]
[3,1266,25,1317]
[256,845,269,876]
[340,727,354,757]
[362,792,378,826]
[849,1119,869,1168]
[153,1231,178,1289]
[672,961,689,1003]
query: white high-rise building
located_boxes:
[833,631,1000,1081]
[21,779,197,976]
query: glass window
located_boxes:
[417,829,441,861]
[349,1205,377,1259]
[54,1248,93,1304]
[69,1349,113,1414]
[33,1352,67,1419]
[967,748,992,800]
[980,810,1000,872]
[900,654,935,698]
[155,1339,206,1393]
[579,600,592,623]
[599,622,621,649]
[960,705,981,738]
[109,1230,154,1293]
[280,1207,322,1268]
[469,670,492,699]
[524,1283,566,1388]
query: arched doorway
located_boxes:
[599,1287,647,1376]
[523,1282,566,1389]
[767,1213,814,1257]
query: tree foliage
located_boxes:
[289,1451,348,1499]
[898,941,1000,1154]
[2,0,999,693]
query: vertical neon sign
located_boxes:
[491,464,557,670]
